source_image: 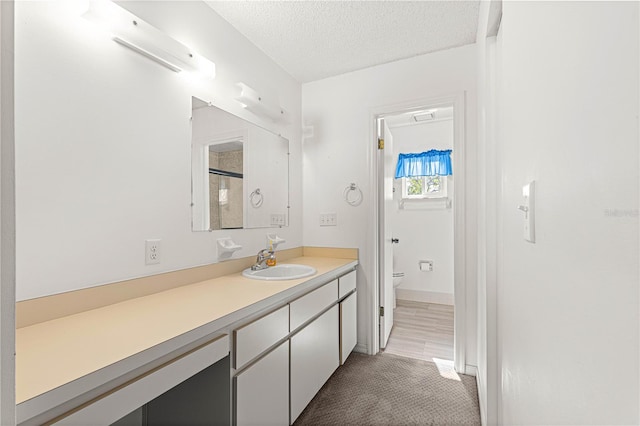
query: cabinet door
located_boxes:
[290,305,339,423]
[236,341,289,426]
[340,292,357,365]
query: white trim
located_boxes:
[476,1,501,423]
[369,92,467,373]
[0,2,16,425]
[396,290,454,306]
[399,197,451,211]
[368,112,380,355]
[452,93,467,374]
[353,343,368,354]
[476,364,487,426]
[465,364,478,377]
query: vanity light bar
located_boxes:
[83,0,215,78]
[236,82,290,123]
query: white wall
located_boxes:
[389,120,454,303]
[302,44,477,364]
[495,2,639,424]
[14,1,302,300]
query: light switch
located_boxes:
[518,181,535,243]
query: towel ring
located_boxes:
[249,188,264,208]
[343,183,363,207]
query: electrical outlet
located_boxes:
[145,239,161,265]
[319,213,337,226]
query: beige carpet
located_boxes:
[294,352,480,426]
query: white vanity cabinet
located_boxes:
[235,341,289,426]
[231,267,356,426]
[19,258,359,426]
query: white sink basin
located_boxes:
[242,264,317,281]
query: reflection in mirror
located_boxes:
[208,142,243,230]
[191,97,289,231]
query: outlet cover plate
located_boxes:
[145,239,161,265]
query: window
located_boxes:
[402,175,448,199]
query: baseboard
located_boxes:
[396,289,454,306]
[353,343,368,354]
[464,364,477,377]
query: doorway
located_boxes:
[372,94,467,374]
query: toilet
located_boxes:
[392,272,404,308]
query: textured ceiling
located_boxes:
[205,1,480,83]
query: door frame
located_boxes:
[369,92,467,373]
[0,1,16,424]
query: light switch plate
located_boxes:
[319,213,337,226]
[522,181,535,243]
[270,214,286,227]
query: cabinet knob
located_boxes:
[391,238,399,244]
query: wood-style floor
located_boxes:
[382,300,454,362]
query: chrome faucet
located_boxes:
[251,248,275,270]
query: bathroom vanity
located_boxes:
[15,249,358,425]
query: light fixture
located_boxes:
[83,0,215,78]
[236,83,290,123]
[413,111,436,122]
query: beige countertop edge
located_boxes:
[16,257,358,424]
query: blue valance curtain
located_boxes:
[394,149,452,179]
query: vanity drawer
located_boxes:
[290,280,338,331]
[235,305,289,369]
[338,271,356,299]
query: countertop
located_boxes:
[16,256,357,411]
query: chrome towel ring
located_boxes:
[250,188,264,208]
[343,183,363,206]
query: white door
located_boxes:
[378,119,395,348]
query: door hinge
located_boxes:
[379,306,384,317]
[378,138,384,150]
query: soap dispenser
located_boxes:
[266,240,277,267]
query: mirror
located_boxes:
[191,97,289,231]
